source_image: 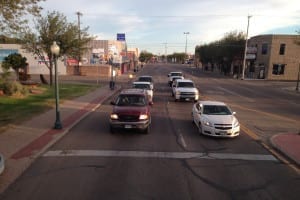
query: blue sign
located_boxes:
[117,33,126,41]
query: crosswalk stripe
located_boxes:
[43,150,278,162]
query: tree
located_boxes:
[1,53,27,81]
[0,0,44,34]
[21,11,94,85]
[139,51,153,63]
[195,31,246,74]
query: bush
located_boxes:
[1,81,29,97]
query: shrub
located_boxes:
[1,81,29,97]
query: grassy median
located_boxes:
[0,83,99,131]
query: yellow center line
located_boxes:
[230,103,298,123]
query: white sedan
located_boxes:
[132,81,153,103]
[192,101,240,138]
[0,153,4,175]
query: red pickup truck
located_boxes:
[109,89,152,134]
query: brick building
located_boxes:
[67,40,138,77]
[247,35,300,80]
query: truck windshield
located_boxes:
[116,95,147,106]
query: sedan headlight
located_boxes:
[110,114,119,120]
[233,120,240,128]
[139,114,149,120]
[203,120,213,127]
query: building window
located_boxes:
[272,64,285,75]
[279,44,286,55]
[261,43,268,55]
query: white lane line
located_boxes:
[43,150,278,162]
[178,134,187,148]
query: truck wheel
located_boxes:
[143,126,150,134]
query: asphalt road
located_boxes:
[1,63,299,200]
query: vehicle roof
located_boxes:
[138,75,152,78]
[170,71,182,74]
[120,88,147,95]
[176,79,193,83]
[198,101,227,106]
[133,81,151,85]
[172,76,184,79]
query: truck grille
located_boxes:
[119,115,139,122]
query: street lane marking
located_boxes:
[232,104,299,123]
[178,134,187,149]
[217,87,255,103]
[43,150,278,162]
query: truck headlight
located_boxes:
[110,114,119,120]
[139,114,149,120]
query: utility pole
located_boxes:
[242,15,252,80]
[184,32,190,59]
[163,42,168,63]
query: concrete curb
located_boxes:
[270,133,300,166]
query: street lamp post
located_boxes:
[109,56,115,90]
[296,62,300,91]
[51,41,62,129]
[184,32,190,59]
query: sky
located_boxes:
[40,0,300,55]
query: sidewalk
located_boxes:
[270,133,300,166]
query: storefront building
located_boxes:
[247,35,300,80]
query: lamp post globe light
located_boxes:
[51,41,62,129]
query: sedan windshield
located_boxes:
[203,105,232,115]
[178,82,194,88]
[171,73,182,76]
[116,95,147,106]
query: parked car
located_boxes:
[168,71,183,86]
[192,101,240,138]
[109,89,152,134]
[137,75,154,89]
[0,153,4,175]
[132,81,153,103]
[172,79,199,102]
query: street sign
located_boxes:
[117,33,126,41]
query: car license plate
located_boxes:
[125,125,132,129]
[219,131,227,135]
[185,98,190,101]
